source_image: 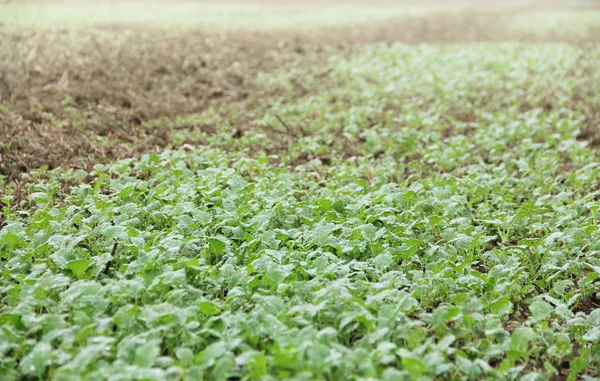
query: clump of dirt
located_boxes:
[574,292,600,314]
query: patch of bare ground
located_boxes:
[0,28,298,179]
[575,293,600,314]
[576,106,600,148]
[1,6,600,185]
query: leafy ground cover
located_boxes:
[1,1,600,380]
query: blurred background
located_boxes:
[1,0,600,180]
[1,0,600,34]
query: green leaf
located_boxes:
[319,198,333,211]
[582,327,600,343]
[2,231,21,247]
[529,300,553,322]
[135,341,160,367]
[401,357,426,379]
[333,200,345,213]
[199,301,221,316]
[247,353,268,378]
[437,334,456,349]
[65,259,89,278]
[511,327,535,353]
[208,238,226,255]
[176,347,195,366]
[431,306,449,327]
[102,225,127,240]
[118,185,134,198]
[18,343,51,376]
[490,297,513,316]
[30,192,50,206]
[183,259,201,268]
[568,355,588,381]
[588,309,600,326]
[196,341,226,369]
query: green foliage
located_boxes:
[1,43,600,380]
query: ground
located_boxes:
[1,1,600,380]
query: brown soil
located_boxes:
[576,106,600,147]
[575,293,600,314]
[0,27,302,179]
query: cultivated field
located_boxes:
[1,1,600,380]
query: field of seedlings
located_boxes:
[1,1,600,380]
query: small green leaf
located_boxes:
[319,198,333,211]
[3,231,21,247]
[490,297,513,316]
[333,200,345,213]
[199,301,221,316]
[183,259,200,268]
[568,355,588,381]
[195,341,226,369]
[588,309,600,326]
[118,185,133,198]
[65,259,89,278]
[401,357,426,379]
[530,300,553,322]
[102,225,127,240]
[18,343,51,376]
[135,341,160,367]
[176,347,195,366]
[208,238,226,255]
[30,192,49,206]
[582,327,600,343]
